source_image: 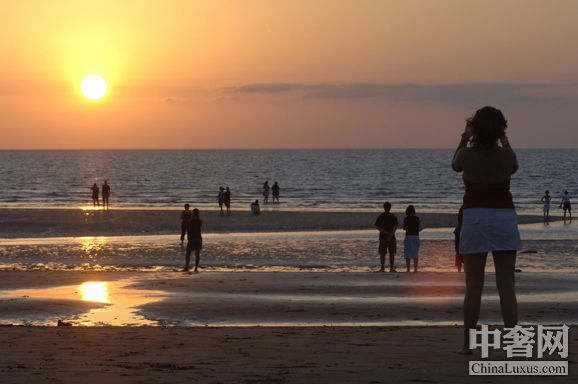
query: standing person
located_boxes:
[452,106,522,354]
[101,180,111,210]
[184,208,202,272]
[218,187,225,216]
[560,190,572,222]
[224,187,232,216]
[541,190,551,223]
[272,182,280,204]
[454,206,464,272]
[262,181,270,204]
[91,183,99,209]
[251,199,261,215]
[374,202,398,272]
[180,203,192,246]
[403,205,422,273]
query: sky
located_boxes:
[1,0,578,149]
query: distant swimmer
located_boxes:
[560,190,572,222]
[272,182,280,204]
[262,181,270,204]
[251,199,261,215]
[102,180,111,210]
[224,187,232,216]
[180,203,192,246]
[541,190,551,222]
[403,205,422,273]
[184,208,202,273]
[91,183,99,209]
[375,202,398,272]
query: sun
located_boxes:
[81,75,107,100]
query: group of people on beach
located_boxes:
[90,181,111,210]
[541,189,572,222]
[214,181,281,217]
[174,105,566,353]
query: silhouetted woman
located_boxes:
[91,183,99,209]
[452,106,521,354]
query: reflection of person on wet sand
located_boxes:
[91,183,99,209]
[101,180,111,210]
[184,208,202,273]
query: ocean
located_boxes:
[0,149,576,212]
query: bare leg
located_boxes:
[405,258,410,272]
[463,252,488,348]
[414,258,418,272]
[492,251,518,328]
[379,253,385,272]
[184,248,191,271]
[389,252,395,272]
[194,250,200,272]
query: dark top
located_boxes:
[403,216,421,236]
[224,191,231,204]
[375,212,398,240]
[272,184,280,195]
[463,180,514,209]
[91,186,99,198]
[102,184,110,197]
[187,218,202,239]
[181,210,192,223]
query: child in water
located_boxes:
[403,205,422,272]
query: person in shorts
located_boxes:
[375,202,398,272]
[180,203,192,246]
[541,190,551,223]
[560,190,572,222]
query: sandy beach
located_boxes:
[0,270,576,382]
[0,208,548,238]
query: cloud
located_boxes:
[227,82,578,107]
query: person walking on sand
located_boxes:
[218,187,225,216]
[452,106,522,354]
[560,190,572,222]
[91,183,100,209]
[180,203,192,246]
[375,202,398,272]
[454,206,464,272]
[183,208,202,272]
[101,180,111,210]
[224,187,232,216]
[262,181,270,204]
[403,205,422,272]
[272,181,280,204]
[541,190,551,223]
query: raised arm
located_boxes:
[500,134,519,174]
[452,124,472,172]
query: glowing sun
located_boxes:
[81,75,107,100]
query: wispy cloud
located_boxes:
[227,82,578,106]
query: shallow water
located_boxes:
[0,149,576,212]
[1,223,576,272]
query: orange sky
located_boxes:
[1,0,578,148]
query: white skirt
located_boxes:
[459,208,522,254]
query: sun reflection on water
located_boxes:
[79,281,110,303]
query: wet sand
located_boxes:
[0,271,577,382]
[0,325,575,383]
[0,208,547,238]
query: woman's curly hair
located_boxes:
[467,106,508,150]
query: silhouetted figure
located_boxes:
[224,187,232,216]
[180,203,192,246]
[452,106,521,354]
[403,205,422,272]
[272,182,280,204]
[184,208,202,272]
[251,199,261,215]
[218,187,225,216]
[454,206,464,272]
[262,181,270,204]
[374,202,398,272]
[560,190,572,222]
[101,180,111,210]
[91,183,99,209]
[541,190,551,223]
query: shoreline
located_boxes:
[0,208,549,238]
